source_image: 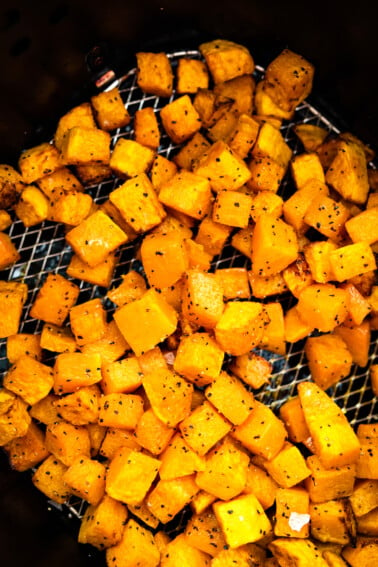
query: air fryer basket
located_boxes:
[0,47,377,565]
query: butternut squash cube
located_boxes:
[326,140,369,205]
[214,267,250,300]
[29,393,61,425]
[0,209,12,230]
[193,140,251,192]
[199,39,254,84]
[134,408,175,456]
[0,232,19,270]
[196,436,250,500]
[243,462,279,510]
[263,48,314,112]
[310,500,354,545]
[6,332,42,363]
[136,51,173,98]
[250,190,283,222]
[230,352,272,390]
[293,123,329,152]
[179,401,232,456]
[101,356,143,394]
[106,518,160,567]
[247,155,286,193]
[279,396,311,445]
[48,190,93,225]
[215,300,265,356]
[333,321,370,368]
[53,385,100,425]
[232,400,287,460]
[212,189,253,228]
[160,94,202,144]
[99,393,144,429]
[150,154,178,192]
[4,354,54,406]
[284,306,314,343]
[174,332,224,387]
[32,454,70,504]
[304,194,350,241]
[283,179,329,234]
[213,493,272,548]
[65,209,128,267]
[110,138,155,178]
[53,352,102,394]
[3,421,49,472]
[142,367,192,428]
[109,173,166,233]
[296,283,349,332]
[269,537,330,567]
[0,392,31,446]
[297,381,361,469]
[146,475,199,524]
[99,427,141,460]
[274,487,310,538]
[176,57,209,94]
[254,79,294,120]
[290,152,325,189]
[264,442,311,488]
[251,213,299,277]
[106,447,160,505]
[303,240,338,284]
[159,432,205,480]
[45,420,91,466]
[106,270,147,308]
[345,206,378,244]
[304,455,356,503]
[226,113,260,159]
[349,479,378,517]
[18,142,62,183]
[113,288,178,356]
[66,251,118,288]
[0,164,25,208]
[185,509,226,556]
[204,371,255,426]
[259,301,286,355]
[181,269,224,329]
[60,126,111,166]
[141,231,189,289]
[91,86,130,131]
[195,215,233,256]
[305,333,353,390]
[30,273,79,326]
[54,102,96,151]
[251,121,293,167]
[69,297,107,347]
[329,241,376,282]
[133,106,160,149]
[0,281,28,338]
[158,170,212,221]
[63,455,106,505]
[78,495,128,550]
[342,536,378,567]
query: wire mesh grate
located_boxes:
[0,50,377,523]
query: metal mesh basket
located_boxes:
[0,50,377,525]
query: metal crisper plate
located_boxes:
[0,49,377,522]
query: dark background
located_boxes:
[0,0,377,565]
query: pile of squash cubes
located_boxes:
[0,39,377,566]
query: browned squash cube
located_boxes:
[75,163,113,186]
[29,393,61,425]
[263,48,315,112]
[199,39,254,84]
[136,51,174,98]
[18,142,62,184]
[247,155,286,193]
[91,86,130,131]
[110,138,155,178]
[251,121,293,167]
[60,126,111,166]
[310,499,354,545]
[63,455,106,505]
[133,106,160,149]
[32,454,70,504]
[3,354,54,406]
[109,173,166,233]
[65,209,128,267]
[176,57,209,94]
[0,164,25,208]
[78,495,128,550]
[30,273,80,326]
[254,79,294,121]
[264,442,312,488]
[160,94,202,144]
[37,166,83,199]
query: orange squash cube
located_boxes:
[150,154,178,192]
[0,232,20,269]
[65,209,128,267]
[133,106,160,149]
[274,487,310,538]
[326,140,369,205]
[91,86,130,131]
[69,297,107,347]
[106,447,161,505]
[173,332,224,387]
[0,281,28,339]
[279,396,311,445]
[4,354,54,406]
[32,454,70,504]
[176,57,209,94]
[264,442,312,488]
[160,94,202,144]
[181,269,224,330]
[230,352,272,390]
[305,333,353,390]
[158,170,212,221]
[18,142,62,183]
[99,427,141,460]
[212,190,253,228]
[195,215,233,256]
[247,155,286,193]
[106,518,160,567]
[214,267,250,300]
[185,509,226,556]
[99,393,144,430]
[141,231,189,288]
[296,283,349,332]
[199,39,254,84]
[63,455,106,505]
[29,273,79,326]
[136,51,173,98]
[204,371,255,426]
[146,475,200,524]
[243,462,279,510]
[60,126,111,166]
[0,391,31,446]
[179,401,232,456]
[134,408,175,456]
[53,352,102,394]
[142,367,193,428]
[78,495,128,550]
[66,251,118,288]
[106,270,147,308]
[304,455,356,503]
[101,356,143,394]
[329,241,376,282]
[110,138,155,178]
[113,288,178,356]
[159,432,205,480]
[6,333,42,363]
[215,300,266,356]
[251,213,298,276]
[54,102,96,150]
[45,420,91,466]
[53,385,100,425]
[3,421,49,472]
